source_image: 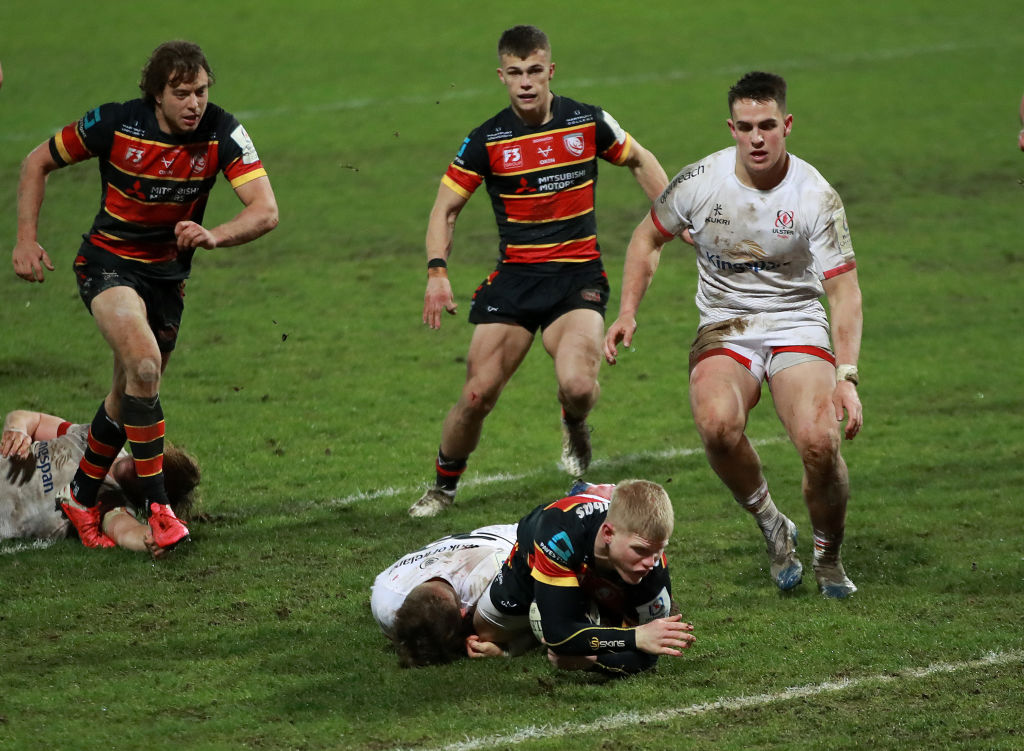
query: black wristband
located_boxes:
[427,258,447,269]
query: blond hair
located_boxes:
[606,479,674,541]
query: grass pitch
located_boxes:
[1,2,1022,750]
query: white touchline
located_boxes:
[326,437,783,508]
[401,650,1024,751]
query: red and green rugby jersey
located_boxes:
[49,99,267,279]
[441,95,633,266]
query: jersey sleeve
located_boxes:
[49,102,121,167]
[441,128,487,200]
[533,579,640,655]
[809,187,856,280]
[651,159,703,239]
[217,112,268,189]
[594,107,633,166]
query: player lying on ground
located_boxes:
[472,479,696,677]
[371,523,533,667]
[1,410,199,557]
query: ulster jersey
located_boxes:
[652,147,856,327]
[0,424,125,541]
[442,95,633,267]
[50,99,267,279]
[371,524,517,638]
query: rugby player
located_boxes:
[472,480,696,677]
[605,72,864,598]
[1,410,199,556]
[371,523,526,667]
[412,25,670,516]
[12,41,277,549]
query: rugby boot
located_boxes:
[560,415,592,478]
[148,502,190,550]
[56,486,115,548]
[408,486,455,518]
[765,514,803,591]
[814,557,857,599]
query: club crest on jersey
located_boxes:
[563,133,585,157]
[502,145,524,169]
[773,209,796,237]
[190,153,207,174]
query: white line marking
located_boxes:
[399,650,1024,751]
[325,437,781,508]
[0,538,60,555]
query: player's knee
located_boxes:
[129,355,163,388]
[695,409,745,453]
[459,386,500,418]
[798,429,841,476]
[557,374,598,409]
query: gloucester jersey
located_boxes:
[442,95,633,268]
[506,484,672,659]
[0,424,126,541]
[371,524,518,638]
[652,147,856,327]
[49,99,268,279]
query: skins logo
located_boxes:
[563,133,585,157]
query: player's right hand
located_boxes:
[1,427,32,460]
[12,240,54,282]
[465,635,506,658]
[635,615,696,656]
[423,275,458,330]
[603,315,637,365]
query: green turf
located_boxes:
[1,1,1022,749]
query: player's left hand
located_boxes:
[1018,128,1024,151]
[174,220,218,250]
[143,531,169,560]
[833,381,863,440]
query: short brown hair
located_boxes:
[606,479,674,542]
[139,41,214,104]
[728,71,787,115]
[393,582,465,668]
[497,25,550,60]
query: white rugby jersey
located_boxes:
[371,523,517,638]
[652,147,855,327]
[0,425,87,541]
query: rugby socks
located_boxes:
[434,448,467,494]
[122,394,170,507]
[812,529,844,566]
[69,402,127,508]
[736,480,781,536]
